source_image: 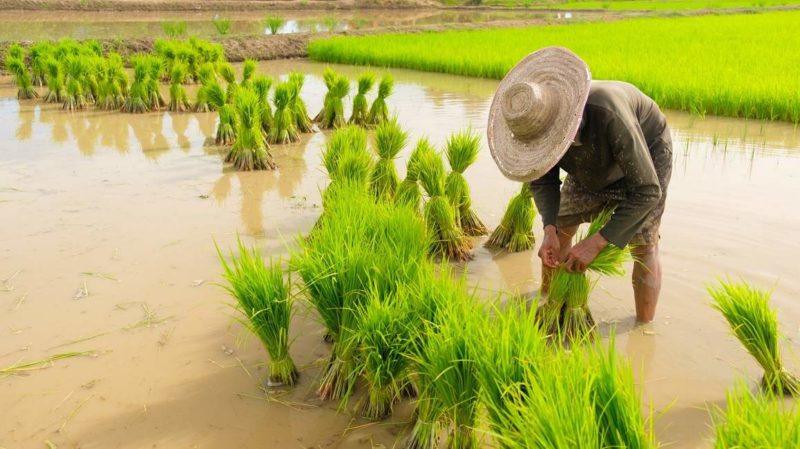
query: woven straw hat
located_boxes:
[487,47,591,182]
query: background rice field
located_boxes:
[475,0,800,10]
[308,11,800,122]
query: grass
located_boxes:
[309,11,800,122]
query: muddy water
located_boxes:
[1,60,799,449]
[0,9,592,41]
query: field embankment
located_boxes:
[308,10,800,122]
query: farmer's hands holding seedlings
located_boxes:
[538,225,561,268]
[563,232,608,273]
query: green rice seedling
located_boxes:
[62,56,88,111]
[395,138,435,212]
[333,144,373,191]
[367,74,393,126]
[212,17,231,36]
[444,129,486,236]
[712,382,800,448]
[162,21,188,38]
[194,63,219,112]
[317,71,350,129]
[218,62,238,103]
[417,150,471,261]
[28,41,53,87]
[485,183,536,252]
[269,82,300,144]
[42,57,65,103]
[5,57,38,100]
[252,75,274,135]
[122,60,149,113]
[145,56,166,110]
[314,67,336,123]
[217,240,298,386]
[370,117,408,202]
[6,42,24,60]
[322,125,369,185]
[205,83,237,146]
[240,59,257,90]
[168,61,192,112]
[226,89,276,170]
[265,15,285,35]
[81,56,102,104]
[709,279,800,395]
[288,72,314,133]
[349,72,375,126]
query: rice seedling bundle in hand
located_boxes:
[252,75,274,135]
[349,72,375,126]
[217,240,298,386]
[709,279,800,395]
[395,138,434,212]
[269,82,300,144]
[444,129,486,236]
[167,61,192,112]
[370,117,408,202]
[368,74,394,126]
[226,89,276,170]
[712,382,800,448]
[5,57,38,100]
[485,183,536,252]
[417,150,471,261]
[288,72,314,133]
[317,71,350,129]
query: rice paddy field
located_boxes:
[1,56,800,447]
[480,0,800,9]
[308,10,800,122]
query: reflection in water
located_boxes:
[130,112,170,160]
[170,113,192,152]
[16,103,33,141]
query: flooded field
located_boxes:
[1,60,799,448]
[0,9,596,42]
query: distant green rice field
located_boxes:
[478,0,800,10]
[308,11,800,122]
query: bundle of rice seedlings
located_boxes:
[485,183,536,252]
[167,61,192,112]
[28,42,53,88]
[205,82,236,146]
[417,150,471,261]
[62,56,88,111]
[239,59,257,90]
[82,56,101,104]
[265,15,285,34]
[349,72,375,126]
[218,62,238,103]
[226,89,276,170]
[97,54,127,110]
[314,67,336,123]
[42,57,65,103]
[217,240,298,386]
[317,72,350,129]
[395,138,435,211]
[445,129,487,236]
[712,382,800,448]
[288,72,314,133]
[145,56,166,110]
[334,144,373,191]
[269,82,299,144]
[370,117,408,202]
[193,63,218,112]
[212,17,231,36]
[122,59,149,113]
[252,75,274,135]
[709,279,800,395]
[5,57,38,100]
[322,125,370,189]
[367,74,394,126]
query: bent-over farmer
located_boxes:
[486,47,672,323]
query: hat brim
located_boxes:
[487,47,591,183]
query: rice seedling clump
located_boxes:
[370,117,408,202]
[316,68,350,129]
[349,72,375,126]
[395,138,435,212]
[444,129,486,236]
[712,382,800,448]
[167,61,192,112]
[226,88,276,171]
[485,183,536,252]
[251,75,274,135]
[288,72,314,133]
[368,74,394,126]
[269,81,300,144]
[217,240,298,386]
[5,54,38,100]
[709,279,800,395]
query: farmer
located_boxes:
[486,47,672,323]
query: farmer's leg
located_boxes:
[632,243,661,323]
[541,225,578,293]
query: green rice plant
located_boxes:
[252,75,274,135]
[334,144,373,191]
[444,129,486,236]
[122,60,148,113]
[218,62,238,103]
[5,57,38,100]
[367,74,393,126]
[317,71,350,129]
[395,138,435,212]
[711,382,800,448]
[313,68,337,123]
[417,150,471,261]
[349,72,375,126]
[288,72,314,133]
[167,61,192,112]
[709,279,800,395]
[240,59,257,90]
[265,15,285,35]
[6,42,24,60]
[145,56,166,110]
[370,117,408,202]
[162,21,188,38]
[42,57,65,103]
[217,239,298,386]
[226,89,276,170]
[322,125,369,187]
[62,56,88,111]
[212,17,232,36]
[269,82,300,144]
[205,83,236,145]
[194,63,220,112]
[28,41,53,87]
[485,183,536,252]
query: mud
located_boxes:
[1,60,799,449]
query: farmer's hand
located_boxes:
[538,225,561,269]
[563,233,608,273]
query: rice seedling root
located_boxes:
[268,356,300,387]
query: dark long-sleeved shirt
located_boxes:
[530,81,668,248]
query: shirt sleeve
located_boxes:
[599,111,662,248]
[529,164,561,229]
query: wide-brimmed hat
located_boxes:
[487,47,591,182]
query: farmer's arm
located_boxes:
[600,112,662,248]
[529,164,561,230]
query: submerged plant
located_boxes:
[288,72,313,133]
[395,138,434,212]
[367,74,393,126]
[444,129,486,236]
[712,382,800,448]
[317,70,350,129]
[485,183,536,252]
[349,72,375,126]
[370,117,407,202]
[226,89,276,170]
[269,82,299,144]
[168,61,192,112]
[709,279,800,395]
[217,240,298,386]
[5,57,38,100]
[417,150,471,261]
